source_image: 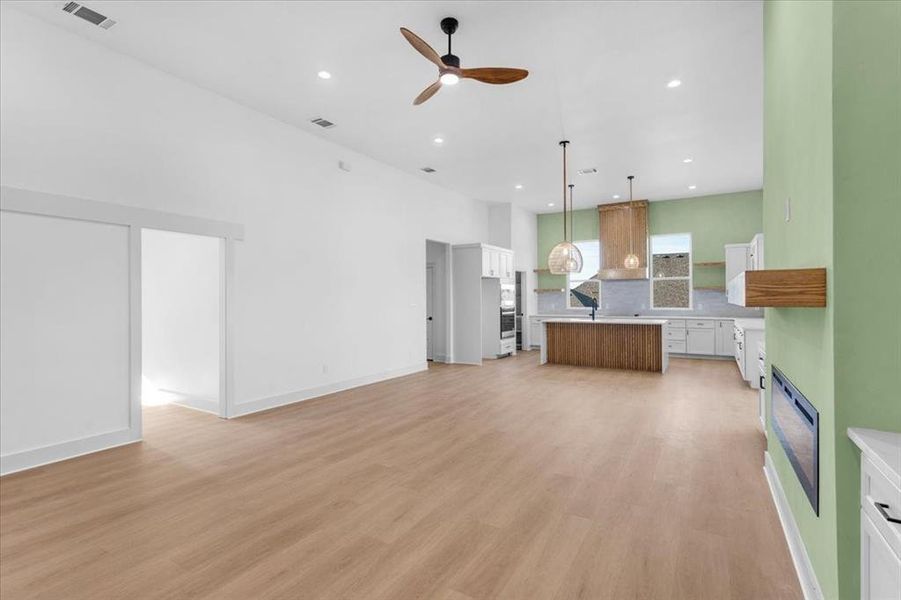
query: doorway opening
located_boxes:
[425,240,452,363]
[141,228,224,417]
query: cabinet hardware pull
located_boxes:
[875,501,901,524]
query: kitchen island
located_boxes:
[540,318,669,373]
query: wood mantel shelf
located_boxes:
[730,268,827,307]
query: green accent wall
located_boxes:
[764,2,838,597]
[649,191,762,288]
[765,2,901,598]
[832,2,901,598]
[537,191,762,290]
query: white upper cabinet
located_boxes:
[481,246,514,279]
[725,243,750,283]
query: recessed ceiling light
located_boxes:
[547,202,555,207]
[514,184,523,189]
[683,157,693,163]
[578,168,598,175]
[667,79,682,88]
[688,185,697,190]
[613,194,620,199]
[317,70,332,80]
[433,137,444,145]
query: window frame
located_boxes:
[566,239,601,310]
[649,232,693,311]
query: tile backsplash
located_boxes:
[537,279,763,318]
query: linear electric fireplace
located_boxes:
[771,366,819,514]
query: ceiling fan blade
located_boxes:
[460,68,529,85]
[400,27,446,71]
[413,81,442,105]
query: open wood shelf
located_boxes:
[693,261,726,267]
[741,268,827,307]
[533,268,551,273]
[534,288,565,293]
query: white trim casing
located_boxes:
[0,186,243,475]
[764,451,824,600]
[232,362,428,418]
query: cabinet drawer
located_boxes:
[665,328,686,341]
[666,341,686,353]
[666,319,686,329]
[862,456,901,558]
[686,319,715,329]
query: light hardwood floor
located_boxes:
[0,353,801,599]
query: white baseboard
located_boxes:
[763,451,824,600]
[0,427,141,476]
[231,362,428,418]
[157,388,220,416]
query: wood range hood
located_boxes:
[597,200,648,280]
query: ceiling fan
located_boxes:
[400,17,529,105]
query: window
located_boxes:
[650,233,692,309]
[568,240,601,309]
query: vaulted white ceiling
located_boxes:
[11,1,763,212]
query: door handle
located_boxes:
[427,316,433,321]
[759,375,765,389]
[875,501,901,524]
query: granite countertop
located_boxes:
[542,317,669,326]
[848,428,901,489]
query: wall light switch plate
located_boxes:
[785,196,792,222]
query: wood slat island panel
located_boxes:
[544,320,665,372]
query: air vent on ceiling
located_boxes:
[421,167,436,173]
[62,2,117,29]
[578,168,598,175]
[310,117,335,129]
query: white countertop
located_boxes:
[734,318,766,330]
[532,314,746,321]
[542,317,668,326]
[848,428,901,489]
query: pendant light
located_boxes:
[623,175,640,269]
[547,140,583,275]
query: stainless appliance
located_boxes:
[500,282,516,341]
[500,283,515,311]
[500,308,515,339]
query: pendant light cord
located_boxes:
[627,175,635,255]
[568,184,575,244]
[560,141,570,242]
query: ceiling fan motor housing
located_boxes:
[440,54,460,68]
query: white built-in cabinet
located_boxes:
[453,243,516,365]
[665,318,730,356]
[725,243,751,283]
[715,319,734,356]
[849,429,901,600]
[481,245,514,279]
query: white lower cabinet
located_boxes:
[685,328,715,355]
[862,511,901,600]
[715,319,734,356]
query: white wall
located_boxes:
[0,5,489,449]
[142,229,220,413]
[0,211,135,471]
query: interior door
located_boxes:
[426,265,434,360]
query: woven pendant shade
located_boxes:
[548,241,583,275]
[546,140,582,275]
